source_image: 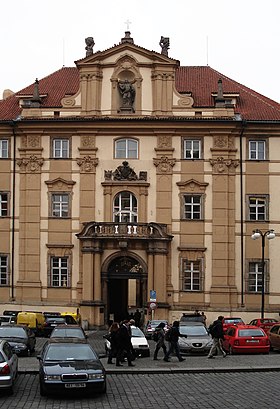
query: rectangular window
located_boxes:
[249,140,265,160]
[51,194,69,218]
[0,140,8,158]
[50,257,69,287]
[115,138,138,159]
[53,139,69,158]
[249,196,267,221]
[0,193,8,217]
[248,262,264,292]
[182,260,201,291]
[0,255,9,286]
[183,195,202,220]
[184,139,201,159]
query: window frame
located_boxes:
[49,256,70,288]
[52,138,70,159]
[181,258,203,292]
[0,255,9,286]
[0,139,8,158]
[182,194,204,220]
[246,259,269,293]
[50,193,70,218]
[114,138,138,159]
[113,191,138,223]
[249,139,267,161]
[0,192,9,217]
[183,138,202,160]
[247,194,269,221]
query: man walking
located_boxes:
[207,315,227,359]
[164,321,185,362]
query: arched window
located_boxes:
[115,138,138,159]
[113,191,138,222]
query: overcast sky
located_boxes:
[1,0,280,102]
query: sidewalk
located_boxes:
[18,330,280,374]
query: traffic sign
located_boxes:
[149,302,157,310]
[150,290,156,302]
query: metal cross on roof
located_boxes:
[124,19,132,31]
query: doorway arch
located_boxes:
[102,254,147,324]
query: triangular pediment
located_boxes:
[177,179,209,193]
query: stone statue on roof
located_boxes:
[159,36,170,56]
[85,37,95,57]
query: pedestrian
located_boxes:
[164,321,185,362]
[116,320,135,367]
[153,322,167,360]
[106,322,120,364]
[201,311,207,326]
[134,309,141,327]
[207,315,227,359]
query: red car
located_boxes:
[248,318,279,334]
[222,325,270,354]
[222,317,244,333]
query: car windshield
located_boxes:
[224,318,243,324]
[131,327,145,338]
[45,344,97,361]
[50,328,85,338]
[179,326,208,336]
[0,327,26,338]
[238,329,265,337]
[46,317,66,324]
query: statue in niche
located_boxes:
[159,36,170,56]
[118,79,135,108]
[85,37,95,57]
[113,161,137,180]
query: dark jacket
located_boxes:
[211,319,224,340]
[169,325,180,343]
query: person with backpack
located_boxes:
[153,322,167,360]
[207,315,227,359]
[163,321,185,362]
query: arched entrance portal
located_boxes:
[103,255,147,323]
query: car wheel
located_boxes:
[229,345,234,355]
[141,350,150,358]
[39,381,47,397]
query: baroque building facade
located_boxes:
[1,32,280,327]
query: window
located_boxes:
[183,195,202,220]
[183,139,201,159]
[113,191,138,222]
[115,138,138,159]
[248,196,267,221]
[0,140,8,158]
[51,194,69,218]
[50,257,69,287]
[0,255,9,286]
[0,193,8,217]
[182,260,202,291]
[249,140,265,160]
[53,139,69,158]
[248,262,264,292]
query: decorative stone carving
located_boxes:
[209,157,239,174]
[85,37,95,57]
[27,135,40,148]
[17,155,44,172]
[177,96,194,107]
[61,97,76,107]
[153,156,176,173]
[77,156,99,173]
[159,36,170,56]
[104,161,147,181]
[81,135,95,149]
[213,135,236,150]
[158,135,172,149]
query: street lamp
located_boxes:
[251,229,276,319]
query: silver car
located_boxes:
[178,322,213,355]
[0,339,18,394]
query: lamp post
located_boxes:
[251,229,276,319]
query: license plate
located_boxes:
[65,383,86,388]
[246,339,259,343]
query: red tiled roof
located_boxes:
[1,65,280,121]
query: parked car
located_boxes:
[49,325,87,340]
[180,313,205,324]
[17,312,45,336]
[61,311,81,325]
[144,320,169,339]
[3,310,21,318]
[105,325,150,357]
[37,338,106,396]
[222,325,270,354]
[222,317,245,333]
[0,315,17,326]
[43,316,79,337]
[0,339,18,394]
[178,322,213,355]
[267,323,280,350]
[0,325,36,356]
[248,318,279,334]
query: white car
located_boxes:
[105,326,150,357]
[0,339,18,394]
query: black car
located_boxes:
[43,316,78,337]
[37,338,106,396]
[49,324,87,340]
[0,325,36,356]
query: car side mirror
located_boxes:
[37,355,42,360]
